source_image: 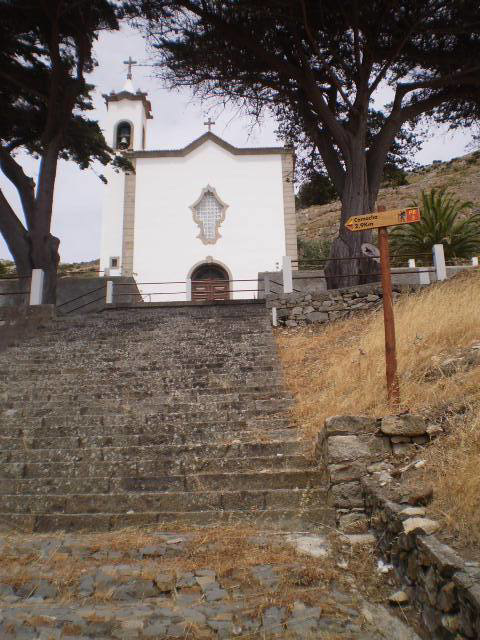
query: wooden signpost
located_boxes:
[345,206,421,404]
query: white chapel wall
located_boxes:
[99,166,125,276]
[132,140,287,301]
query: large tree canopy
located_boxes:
[130,0,480,287]
[0,0,124,302]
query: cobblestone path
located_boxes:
[0,525,422,639]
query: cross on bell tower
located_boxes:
[204,117,215,132]
[123,56,137,80]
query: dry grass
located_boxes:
[276,269,480,545]
[276,270,480,440]
[421,408,480,548]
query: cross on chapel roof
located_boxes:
[204,117,215,132]
[123,56,137,80]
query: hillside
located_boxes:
[0,258,100,276]
[297,151,480,243]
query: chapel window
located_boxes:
[190,186,228,245]
[116,121,132,149]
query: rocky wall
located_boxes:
[364,480,480,639]
[319,413,480,638]
[318,414,435,533]
[266,283,416,327]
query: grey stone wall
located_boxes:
[57,276,141,314]
[0,276,140,314]
[0,305,54,353]
[319,413,480,637]
[266,283,417,327]
[0,277,31,307]
[364,480,480,639]
[257,270,327,298]
[318,414,432,533]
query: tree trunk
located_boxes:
[0,189,33,276]
[325,151,380,289]
[29,139,62,304]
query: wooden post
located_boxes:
[378,219,400,405]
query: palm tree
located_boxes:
[390,188,480,259]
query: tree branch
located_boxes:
[299,0,352,108]
[0,148,35,228]
[0,187,31,275]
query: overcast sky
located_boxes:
[0,24,475,264]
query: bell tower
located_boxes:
[102,58,152,152]
[99,61,152,278]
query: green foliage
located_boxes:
[382,164,408,188]
[298,237,332,269]
[0,1,121,172]
[0,261,7,277]
[390,188,480,259]
[296,173,338,209]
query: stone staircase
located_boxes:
[0,302,331,532]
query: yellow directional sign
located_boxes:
[345,207,420,232]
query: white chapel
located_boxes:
[99,68,297,301]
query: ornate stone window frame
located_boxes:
[190,185,229,245]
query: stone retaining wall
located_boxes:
[364,480,480,639]
[318,414,433,533]
[266,283,416,327]
[319,413,480,638]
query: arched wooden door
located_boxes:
[191,264,230,302]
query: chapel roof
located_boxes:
[129,131,292,158]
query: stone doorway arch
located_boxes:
[190,263,230,302]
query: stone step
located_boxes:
[0,382,289,401]
[0,471,323,509]
[2,443,307,465]
[0,436,301,456]
[0,485,327,516]
[0,423,296,443]
[1,455,312,483]
[0,389,293,407]
[0,453,314,480]
[0,398,293,420]
[0,506,333,533]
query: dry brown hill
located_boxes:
[297,151,480,242]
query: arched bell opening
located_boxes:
[190,263,230,302]
[115,120,133,150]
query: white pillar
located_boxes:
[472,257,479,267]
[106,280,113,304]
[29,269,44,305]
[186,278,192,302]
[433,244,447,281]
[272,307,278,327]
[408,259,416,268]
[282,256,293,294]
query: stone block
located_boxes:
[325,415,379,435]
[329,481,364,508]
[381,414,427,436]
[327,435,371,463]
[305,311,328,324]
[328,461,366,484]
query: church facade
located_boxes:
[99,74,297,301]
